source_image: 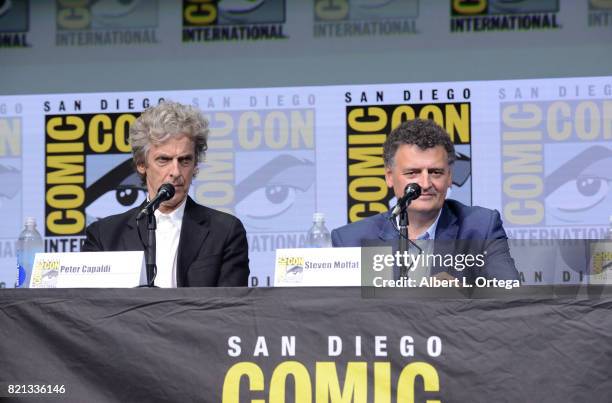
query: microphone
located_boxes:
[136,183,176,220]
[390,183,421,217]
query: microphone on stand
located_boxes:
[135,183,175,288]
[136,183,176,221]
[391,183,421,217]
[392,183,422,279]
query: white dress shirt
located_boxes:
[153,198,186,288]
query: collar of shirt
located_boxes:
[153,197,186,229]
[151,197,186,288]
[420,208,443,240]
[394,207,443,240]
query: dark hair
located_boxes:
[383,119,456,167]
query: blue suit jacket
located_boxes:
[331,200,519,282]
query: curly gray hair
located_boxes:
[383,118,456,168]
[129,100,209,181]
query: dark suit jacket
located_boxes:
[82,197,249,286]
[331,199,519,282]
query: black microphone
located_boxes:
[136,183,176,220]
[391,183,421,217]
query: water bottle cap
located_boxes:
[313,212,325,222]
[25,217,37,226]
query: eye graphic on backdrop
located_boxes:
[0,164,20,209]
[85,159,147,222]
[239,185,298,219]
[354,0,398,10]
[452,152,471,187]
[0,0,12,17]
[0,164,20,200]
[91,0,142,18]
[490,0,527,13]
[219,0,265,13]
[235,155,315,231]
[219,0,265,23]
[490,0,529,13]
[489,0,558,13]
[87,185,147,220]
[549,177,609,213]
[545,146,612,224]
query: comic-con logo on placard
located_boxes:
[314,0,419,38]
[44,111,147,251]
[30,258,61,288]
[193,100,316,253]
[345,90,472,223]
[55,0,159,46]
[451,0,560,33]
[0,0,30,47]
[589,0,612,27]
[0,112,23,246]
[499,84,612,239]
[276,255,305,283]
[182,0,287,42]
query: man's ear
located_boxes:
[136,163,146,176]
[384,166,394,188]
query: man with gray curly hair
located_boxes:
[332,118,518,283]
[82,101,249,287]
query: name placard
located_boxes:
[30,251,146,288]
[274,247,361,286]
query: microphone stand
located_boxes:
[391,183,423,280]
[145,206,157,287]
[135,183,175,288]
[398,205,409,279]
[395,202,422,279]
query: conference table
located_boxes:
[1,286,611,402]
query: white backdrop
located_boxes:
[0,75,610,287]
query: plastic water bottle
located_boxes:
[305,213,332,248]
[16,217,44,288]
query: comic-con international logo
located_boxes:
[345,101,472,223]
[0,114,22,248]
[182,0,286,42]
[193,105,315,253]
[592,250,612,276]
[55,0,159,46]
[30,259,61,288]
[314,0,419,38]
[276,255,305,283]
[44,112,146,246]
[589,0,612,27]
[451,0,560,32]
[500,96,612,239]
[0,0,30,47]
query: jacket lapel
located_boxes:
[434,202,458,241]
[432,202,465,279]
[378,211,398,242]
[176,197,210,286]
[123,205,148,251]
[434,203,458,262]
